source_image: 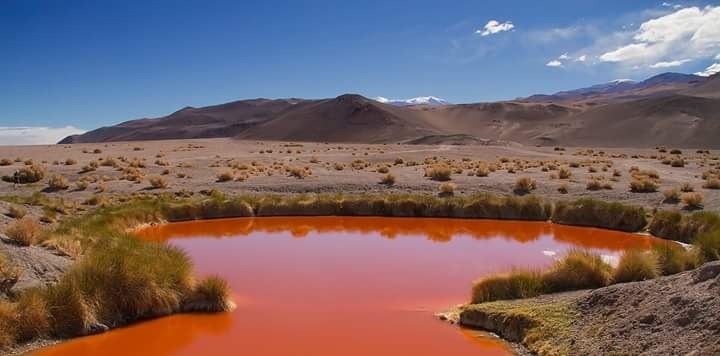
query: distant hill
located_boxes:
[60,72,720,148]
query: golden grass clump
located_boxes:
[288,166,309,179]
[612,250,660,283]
[652,244,698,275]
[379,173,396,186]
[513,176,536,195]
[148,176,169,189]
[216,170,234,182]
[6,204,28,219]
[682,192,704,210]
[183,276,235,313]
[425,164,452,181]
[438,182,457,197]
[1,164,47,184]
[47,174,70,190]
[703,178,720,189]
[662,188,680,203]
[558,166,572,179]
[629,176,659,193]
[0,158,12,166]
[552,198,646,232]
[471,270,543,304]
[64,158,77,165]
[4,217,42,246]
[649,210,720,243]
[542,250,612,293]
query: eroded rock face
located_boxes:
[459,309,536,343]
[692,261,720,283]
[0,235,72,295]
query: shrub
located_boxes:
[14,290,50,342]
[513,176,536,195]
[6,204,27,219]
[694,229,720,262]
[216,170,234,182]
[377,166,390,174]
[552,198,646,232]
[558,166,572,179]
[703,178,720,189]
[680,182,694,192]
[682,192,704,209]
[586,179,603,191]
[379,173,396,186]
[662,188,680,203]
[630,177,659,192]
[333,162,345,171]
[613,250,660,283]
[0,255,18,294]
[542,250,613,292]
[1,164,46,184]
[652,244,697,275]
[438,182,457,197]
[425,164,452,181]
[471,270,543,304]
[0,159,11,166]
[183,276,234,312]
[649,211,720,243]
[47,174,70,190]
[476,165,490,177]
[4,217,42,246]
[670,158,685,167]
[557,184,568,194]
[64,158,77,165]
[148,176,169,189]
[80,160,99,173]
[288,167,309,179]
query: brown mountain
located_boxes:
[60,73,720,148]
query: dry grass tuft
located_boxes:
[216,170,235,182]
[379,173,396,186]
[513,176,536,195]
[148,176,169,189]
[682,192,704,210]
[6,204,28,219]
[183,276,235,313]
[425,164,452,181]
[438,182,457,197]
[4,217,42,246]
[542,250,613,292]
[471,270,543,304]
[613,250,660,283]
[47,174,70,190]
[1,164,47,184]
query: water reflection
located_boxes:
[39,217,663,356]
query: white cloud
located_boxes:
[649,58,691,68]
[716,53,720,60]
[599,6,720,65]
[0,126,86,146]
[476,20,514,36]
[575,55,587,62]
[558,52,570,60]
[695,63,720,77]
[546,59,563,67]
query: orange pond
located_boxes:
[37,217,663,356]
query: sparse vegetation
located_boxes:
[379,173,396,186]
[513,176,536,195]
[438,182,457,197]
[1,164,47,184]
[148,176,169,189]
[552,198,646,232]
[425,164,452,181]
[47,174,70,191]
[6,204,28,219]
[682,192,704,210]
[612,250,660,283]
[4,217,42,246]
[216,170,235,182]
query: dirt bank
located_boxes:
[459,261,720,355]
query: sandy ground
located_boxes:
[0,138,718,212]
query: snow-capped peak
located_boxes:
[609,79,636,84]
[373,96,449,107]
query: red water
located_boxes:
[37,217,661,356]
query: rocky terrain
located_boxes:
[459,261,720,355]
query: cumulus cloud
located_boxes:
[649,58,691,68]
[575,55,587,62]
[558,52,570,60]
[546,59,563,67]
[476,20,514,36]
[695,63,720,77]
[599,6,720,65]
[0,126,86,146]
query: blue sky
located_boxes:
[1,0,719,143]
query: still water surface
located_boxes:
[37,217,661,356]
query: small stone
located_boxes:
[639,314,656,324]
